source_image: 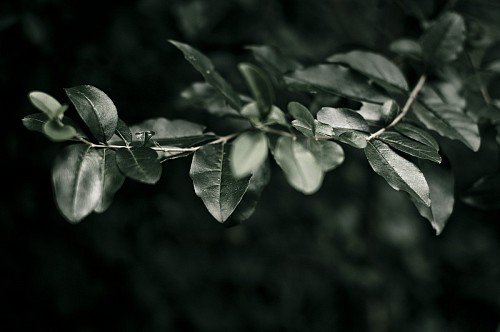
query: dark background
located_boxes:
[2,0,499,331]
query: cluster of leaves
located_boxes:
[22,11,500,234]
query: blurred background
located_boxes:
[2,0,499,331]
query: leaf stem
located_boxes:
[368,73,427,140]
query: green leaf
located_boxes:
[94,149,126,213]
[365,140,430,206]
[380,99,400,124]
[52,144,103,223]
[394,122,439,151]
[230,131,268,178]
[190,143,251,223]
[169,40,242,110]
[28,91,63,119]
[116,147,162,184]
[238,63,274,116]
[180,82,241,117]
[316,107,370,132]
[420,12,466,66]
[284,64,389,104]
[292,120,334,138]
[461,173,500,210]
[335,130,369,149]
[22,113,87,139]
[43,119,77,142]
[64,85,118,143]
[389,39,422,61]
[271,136,324,194]
[378,131,442,163]
[115,118,132,144]
[327,50,409,91]
[245,45,302,79]
[411,160,455,235]
[412,101,480,151]
[288,102,315,136]
[303,139,345,172]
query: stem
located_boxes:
[367,73,427,140]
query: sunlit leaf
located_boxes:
[230,131,268,178]
[64,85,118,143]
[52,144,103,223]
[190,143,251,222]
[365,139,430,206]
[292,120,334,138]
[317,107,370,132]
[94,149,126,213]
[335,129,369,149]
[378,131,442,163]
[116,147,162,184]
[380,99,400,124]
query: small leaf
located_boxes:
[303,139,345,172]
[116,147,162,184]
[94,149,126,213]
[288,102,315,136]
[271,136,324,194]
[230,131,268,178]
[64,85,118,143]
[389,39,422,60]
[327,50,409,91]
[317,107,370,132]
[238,63,274,116]
[43,119,77,142]
[169,40,242,110]
[365,140,430,206]
[412,101,480,151]
[28,91,62,119]
[284,64,389,104]
[461,173,500,210]
[52,144,103,223]
[22,113,87,139]
[378,131,442,163]
[394,122,439,151]
[190,143,251,222]
[420,12,466,66]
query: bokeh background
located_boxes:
[2,0,499,331]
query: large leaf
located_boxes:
[238,63,274,117]
[412,101,480,151]
[271,136,324,194]
[316,107,370,132]
[169,40,242,110]
[394,122,439,150]
[284,64,389,104]
[116,147,162,184]
[378,131,442,163]
[190,143,251,223]
[288,102,316,136]
[303,139,345,172]
[420,12,466,66]
[365,140,430,206]
[52,144,103,223]
[64,85,118,143]
[94,149,126,213]
[411,160,455,235]
[327,50,409,91]
[230,131,268,178]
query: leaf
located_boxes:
[378,131,442,163]
[94,149,126,213]
[292,120,334,138]
[190,143,251,223]
[116,147,162,184]
[461,173,500,210]
[230,131,268,178]
[64,85,118,143]
[266,105,289,127]
[22,113,87,139]
[380,99,400,124]
[180,82,241,117]
[245,45,302,78]
[114,118,132,144]
[335,130,369,149]
[316,107,370,132]
[411,160,455,235]
[169,40,242,110]
[28,91,62,119]
[394,122,439,150]
[284,64,389,104]
[327,50,409,91]
[288,102,316,136]
[238,63,274,116]
[52,144,103,223]
[303,139,345,172]
[389,39,422,60]
[43,119,77,142]
[412,101,480,151]
[420,12,466,66]
[365,140,430,206]
[271,136,324,194]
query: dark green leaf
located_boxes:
[64,85,118,143]
[116,147,162,184]
[238,63,274,116]
[317,107,370,132]
[420,12,466,66]
[169,40,242,110]
[115,118,132,144]
[303,139,345,172]
[395,122,439,150]
[94,149,126,213]
[230,131,268,178]
[378,132,442,163]
[413,101,480,151]
[190,143,251,223]
[284,64,389,104]
[52,144,103,223]
[271,136,324,194]
[245,45,302,79]
[288,102,315,136]
[335,130,369,149]
[461,173,500,210]
[365,140,430,206]
[380,99,400,124]
[327,50,409,91]
[180,82,241,117]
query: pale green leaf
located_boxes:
[94,149,126,213]
[43,119,77,142]
[303,139,345,172]
[335,129,369,149]
[28,91,62,119]
[190,143,251,223]
[22,113,87,139]
[378,131,442,163]
[116,147,162,184]
[288,102,315,136]
[230,131,268,178]
[317,107,370,132]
